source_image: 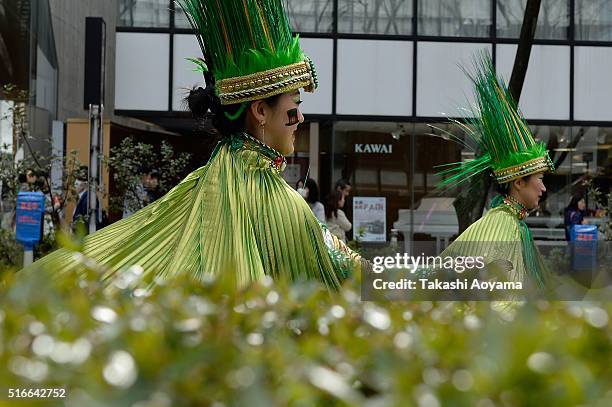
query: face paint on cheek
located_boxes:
[285,108,299,126]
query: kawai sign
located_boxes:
[354,144,393,154]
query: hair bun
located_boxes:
[187,85,220,118]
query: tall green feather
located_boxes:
[435,52,552,189]
[176,0,304,81]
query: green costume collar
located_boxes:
[490,194,528,220]
[502,195,528,220]
[231,132,287,172]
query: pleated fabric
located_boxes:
[440,206,549,286]
[31,132,361,290]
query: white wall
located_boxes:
[115,33,169,110]
[300,38,334,115]
[417,42,491,117]
[574,46,612,121]
[172,34,205,111]
[337,39,413,116]
[496,44,570,120]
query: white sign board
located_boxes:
[353,197,386,242]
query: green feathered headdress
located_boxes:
[435,53,554,188]
[176,0,318,105]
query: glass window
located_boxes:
[544,126,611,234]
[575,0,612,41]
[287,0,333,33]
[497,0,569,40]
[173,6,192,29]
[332,121,413,242]
[32,0,58,115]
[329,121,464,243]
[338,0,413,35]
[117,0,170,28]
[0,101,14,152]
[0,0,30,90]
[418,0,491,37]
[175,1,334,32]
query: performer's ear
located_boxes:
[248,99,267,124]
[512,175,532,192]
[511,177,524,192]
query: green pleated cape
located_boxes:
[31,133,360,289]
[440,203,549,287]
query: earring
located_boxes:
[260,121,265,144]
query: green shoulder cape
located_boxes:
[440,202,549,288]
[31,132,362,290]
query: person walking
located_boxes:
[325,191,352,242]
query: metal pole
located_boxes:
[88,103,101,234]
[23,248,33,267]
[98,104,104,211]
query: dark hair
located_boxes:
[296,178,304,189]
[186,84,282,137]
[335,178,351,191]
[325,191,343,219]
[566,194,584,211]
[304,178,320,204]
[77,166,88,181]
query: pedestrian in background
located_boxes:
[564,194,588,240]
[298,178,325,223]
[325,190,352,242]
[335,178,352,199]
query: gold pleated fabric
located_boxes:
[440,206,549,286]
[31,133,361,290]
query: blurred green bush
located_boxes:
[1,259,611,406]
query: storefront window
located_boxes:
[338,0,413,35]
[117,0,170,28]
[326,121,611,245]
[418,0,491,37]
[422,124,611,241]
[575,0,612,41]
[497,0,569,40]
[532,125,611,239]
[329,121,462,243]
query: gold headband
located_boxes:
[494,155,555,183]
[217,58,318,105]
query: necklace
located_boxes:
[239,132,286,172]
[503,195,528,220]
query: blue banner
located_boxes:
[15,192,45,249]
[570,224,598,272]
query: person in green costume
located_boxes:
[29,0,364,289]
[435,54,555,289]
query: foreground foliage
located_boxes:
[1,264,611,407]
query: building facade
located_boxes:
[114,0,612,242]
[3,0,611,242]
[0,0,59,158]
